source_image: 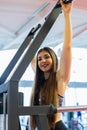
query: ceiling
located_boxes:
[0,0,87,50]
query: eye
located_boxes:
[38,57,42,61]
[44,55,51,59]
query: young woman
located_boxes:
[30,0,73,130]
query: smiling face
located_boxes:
[37,50,53,73]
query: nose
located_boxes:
[42,58,46,62]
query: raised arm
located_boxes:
[58,1,73,96]
[31,55,36,73]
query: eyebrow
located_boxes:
[38,53,50,58]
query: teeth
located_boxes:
[42,64,47,67]
[43,66,47,68]
[42,64,46,66]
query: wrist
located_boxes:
[64,12,71,17]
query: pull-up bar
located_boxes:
[18,104,87,130]
[18,104,87,116]
[57,105,87,113]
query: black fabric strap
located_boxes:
[58,94,64,98]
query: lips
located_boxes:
[41,63,49,68]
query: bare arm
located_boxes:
[31,55,36,73]
[29,40,36,73]
[58,1,73,96]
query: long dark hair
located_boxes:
[30,47,59,128]
[31,47,58,104]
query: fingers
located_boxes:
[60,0,73,13]
[60,0,73,6]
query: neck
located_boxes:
[44,72,50,80]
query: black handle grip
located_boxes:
[63,0,73,4]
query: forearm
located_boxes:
[64,13,72,48]
[61,1,73,48]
